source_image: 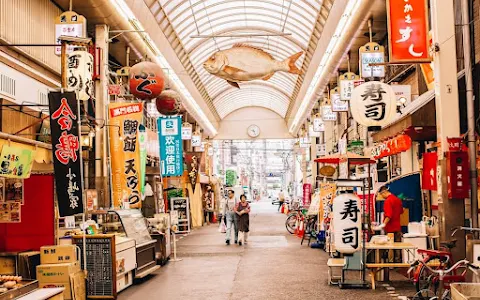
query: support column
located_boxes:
[95,25,110,207]
[431,0,465,260]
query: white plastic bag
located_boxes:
[218,219,226,233]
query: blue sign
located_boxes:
[158,117,183,177]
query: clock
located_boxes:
[247,124,260,138]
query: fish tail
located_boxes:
[283,51,303,74]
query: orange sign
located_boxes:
[387,0,430,62]
[108,102,143,208]
[371,134,412,159]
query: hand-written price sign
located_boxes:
[48,91,84,217]
[0,145,34,179]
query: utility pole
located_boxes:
[431,0,465,260]
[461,0,478,230]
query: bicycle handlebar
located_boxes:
[409,259,479,277]
[451,226,480,237]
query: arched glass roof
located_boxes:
[149,0,332,119]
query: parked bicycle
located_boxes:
[409,259,479,300]
[412,226,480,299]
[285,208,304,234]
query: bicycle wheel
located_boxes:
[285,214,298,234]
[415,257,449,299]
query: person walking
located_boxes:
[374,186,404,261]
[235,194,250,246]
[278,189,285,212]
[223,190,239,245]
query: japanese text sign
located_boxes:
[313,117,325,132]
[48,91,84,217]
[387,0,430,62]
[316,144,326,156]
[422,152,437,191]
[333,194,362,254]
[0,145,34,179]
[321,105,337,121]
[159,117,184,177]
[359,42,385,78]
[185,153,201,192]
[446,151,470,199]
[54,11,87,55]
[331,92,349,112]
[108,102,143,209]
[319,183,336,225]
[350,81,396,128]
[182,123,192,140]
[67,50,94,101]
[303,183,312,207]
[191,134,202,147]
[371,134,412,159]
[339,72,360,101]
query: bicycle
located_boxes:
[412,226,480,299]
[409,259,479,300]
[285,208,304,234]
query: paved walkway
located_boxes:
[119,200,416,300]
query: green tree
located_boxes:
[225,170,237,187]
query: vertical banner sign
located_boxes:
[159,117,184,177]
[422,152,438,191]
[319,183,336,225]
[333,194,362,254]
[139,125,147,195]
[108,103,143,209]
[359,42,385,78]
[48,91,84,217]
[387,0,429,62]
[303,183,312,207]
[185,153,201,193]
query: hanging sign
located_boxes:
[316,143,326,156]
[319,165,336,177]
[309,125,320,137]
[322,105,337,121]
[387,0,430,62]
[391,84,412,115]
[371,134,412,159]
[339,72,360,101]
[348,140,365,156]
[338,137,347,155]
[139,125,147,194]
[159,117,183,177]
[191,134,202,147]
[422,152,437,191]
[0,145,34,179]
[359,42,385,78]
[333,194,362,254]
[48,91,84,217]
[339,158,349,179]
[67,50,94,100]
[108,102,143,209]
[331,88,348,112]
[54,11,87,55]
[350,81,397,130]
[185,153,201,192]
[146,128,160,158]
[313,116,325,132]
[307,192,321,215]
[182,123,192,140]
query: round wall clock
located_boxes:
[247,124,260,138]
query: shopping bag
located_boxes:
[219,219,226,233]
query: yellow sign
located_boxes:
[0,145,35,179]
[108,103,143,208]
[319,183,337,225]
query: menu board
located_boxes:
[170,197,190,233]
[73,236,115,298]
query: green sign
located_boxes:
[0,145,34,178]
[139,125,147,194]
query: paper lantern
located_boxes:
[129,61,165,100]
[67,50,94,100]
[333,193,362,254]
[350,81,396,131]
[156,90,182,116]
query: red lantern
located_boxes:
[156,90,182,116]
[129,61,165,100]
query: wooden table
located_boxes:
[365,242,417,290]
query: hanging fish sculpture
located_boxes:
[203,44,303,88]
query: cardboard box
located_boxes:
[0,256,15,275]
[40,245,77,264]
[39,271,85,300]
[37,262,81,283]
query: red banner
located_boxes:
[422,152,437,191]
[387,0,429,62]
[371,134,412,159]
[303,183,312,207]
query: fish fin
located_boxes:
[223,65,246,74]
[231,43,275,60]
[226,80,240,88]
[262,72,275,81]
[284,51,304,75]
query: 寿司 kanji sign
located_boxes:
[387,0,430,62]
[48,91,84,217]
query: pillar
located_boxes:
[95,25,110,207]
[431,0,465,260]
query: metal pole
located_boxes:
[461,0,478,230]
[61,42,67,88]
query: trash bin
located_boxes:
[451,283,480,300]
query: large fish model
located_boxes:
[203,44,303,88]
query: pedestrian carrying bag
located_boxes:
[219,219,226,233]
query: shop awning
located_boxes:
[315,152,375,165]
[372,90,435,142]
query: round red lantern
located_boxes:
[156,90,182,116]
[129,61,165,100]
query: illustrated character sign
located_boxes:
[203,44,303,88]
